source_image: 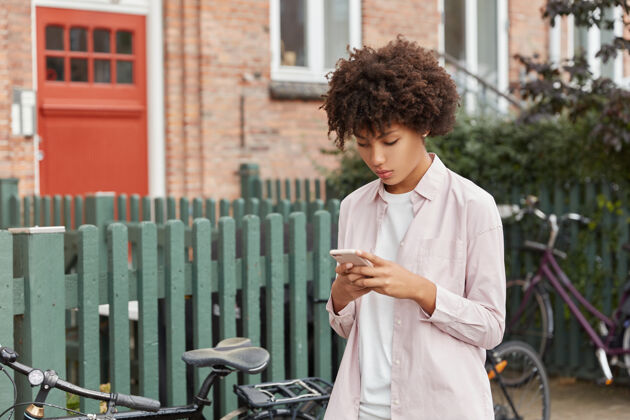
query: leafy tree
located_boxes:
[515,1,630,151]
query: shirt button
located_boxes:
[396,318,402,326]
[393,399,400,405]
[395,359,400,365]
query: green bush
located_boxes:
[324,113,630,200]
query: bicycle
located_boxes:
[1,334,548,420]
[0,337,332,420]
[486,340,550,420]
[499,196,630,384]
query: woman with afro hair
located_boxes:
[322,37,506,420]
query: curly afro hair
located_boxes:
[322,36,459,150]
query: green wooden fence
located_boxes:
[500,181,630,379]
[0,209,340,419]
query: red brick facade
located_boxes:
[1,1,628,199]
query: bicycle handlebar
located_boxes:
[0,345,161,412]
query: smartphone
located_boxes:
[329,249,373,267]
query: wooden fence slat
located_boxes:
[233,198,245,230]
[167,197,176,220]
[42,196,51,226]
[600,182,613,315]
[242,215,262,385]
[220,199,230,218]
[304,179,311,202]
[142,196,152,221]
[53,195,62,226]
[107,223,131,395]
[583,182,597,374]
[313,210,332,381]
[204,198,216,227]
[192,218,213,409]
[74,196,83,227]
[275,179,282,204]
[24,196,31,226]
[193,198,203,220]
[246,197,259,217]
[0,231,13,414]
[568,184,581,370]
[10,194,20,227]
[552,182,567,372]
[265,213,285,381]
[63,195,72,230]
[261,199,274,220]
[118,194,127,221]
[155,197,166,225]
[218,217,237,412]
[180,197,190,226]
[278,200,291,223]
[130,194,140,222]
[315,179,321,200]
[33,195,41,226]
[137,222,159,400]
[295,179,302,201]
[265,179,272,201]
[285,179,291,202]
[77,225,100,413]
[289,212,308,379]
[164,220,187,405]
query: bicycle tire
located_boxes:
[505,278,554,358]
[489,341,550,420]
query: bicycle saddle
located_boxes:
[181,337,269,374]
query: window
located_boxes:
[441,0,508,113]
[271,0,361,83]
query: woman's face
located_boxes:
[355,123,431,194]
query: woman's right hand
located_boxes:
[330,263,371,314]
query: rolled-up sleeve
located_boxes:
[420,226,506,349]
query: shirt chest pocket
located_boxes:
[416,238,466,295]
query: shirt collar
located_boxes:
[372,153,447,202]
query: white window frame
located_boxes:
[438,0,508,113]
[270,0,362,83]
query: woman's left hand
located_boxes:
[348,250,437,314]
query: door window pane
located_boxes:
[46,56,65,81]
[324,0,350,68]
[94,59,111,83]
[280,0,307,67]
[93,29,111,53]
[116,61,133,84]
[70,58,88,82]
[70,27,87,52]
[600,7,615,79]
[45,26,64,50]
[116,31,133,54]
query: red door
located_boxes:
[36,7,147,196]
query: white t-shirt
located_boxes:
[358,189,414,420]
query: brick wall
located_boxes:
[0,0,35,196]
[162,0,441,199]
[508,0,549,88]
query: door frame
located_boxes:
[31,0,165,197]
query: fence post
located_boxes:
[12,226,66,417]
[242,215,261,385]
[289,212,308,379]
[0,231,13,413]
[239,163,260,200]
[85,193,115,272]
[265,213,285,381]
[0,178,18,228]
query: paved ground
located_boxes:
[550,376,630,419]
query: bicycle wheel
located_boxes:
[505,278,553,358]
[489,341,550,420]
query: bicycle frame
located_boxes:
[510,248,630,357]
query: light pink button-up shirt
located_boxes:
[325,154,506,420]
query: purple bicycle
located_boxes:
[500,196,630,384]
